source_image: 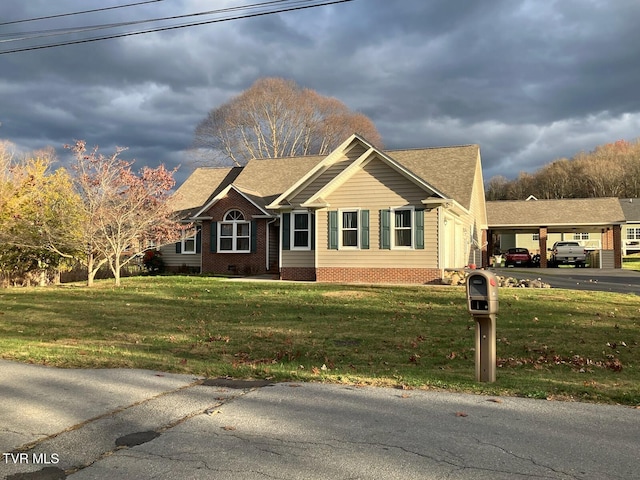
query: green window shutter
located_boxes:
[251,220,258,253]
[196,228,202,253]
[328,211,338,249]
[175,241,182,254]
[360,210,370,249]
[415,209,424,250]
[310,213,315,250]
[380,209,390,249]
[282,213,290,250]
[210,222,217,253]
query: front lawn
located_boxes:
[0,276,638,405]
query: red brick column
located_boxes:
[482,229,489,267]
[539,227,548,268]
[613,224,622,269]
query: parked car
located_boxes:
[549,241,587,267]
[505,247,532,267]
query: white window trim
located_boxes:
[391,206,414,250]
[218,211,251,253]
[627,227,640,240]
[291,211,311,251]
[181,229,198,255]
[339,208,360,250]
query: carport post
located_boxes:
[539,227,548,268]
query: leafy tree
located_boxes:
[193,77,383,166]
[67,140,183,286]
[0,143,83,285]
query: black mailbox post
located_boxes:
[465,271,498,382]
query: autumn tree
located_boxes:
[486,138,640,200]
[193,77,383,166]
[0,143,83,285]
[67,140,183,286]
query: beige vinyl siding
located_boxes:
[281,249,314,267]
[159,244,201,268]
[289,157,352,205]
[317,158,438,268]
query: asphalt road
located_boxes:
[1,360,639,480]
[491,267,640,295]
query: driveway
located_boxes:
[1,360,639,479]
[491,267,640,295]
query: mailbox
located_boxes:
[465,270,499,383]
[466,270,499,315]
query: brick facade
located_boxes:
[315,267,442,284]
[280,267,317,281]
[200,190,271,275]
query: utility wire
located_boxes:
[0,0,299,42]
[0,0,164,26]
[0,0,353,55]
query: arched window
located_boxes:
[219,210,250,252]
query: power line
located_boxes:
[0,0,296,42]
[0,0,164,27]
[0,0,354,54]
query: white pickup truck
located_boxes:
[550,241,587,267]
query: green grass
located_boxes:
[1,276,639,405]
[623,256,640,271]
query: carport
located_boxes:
[485,198,626,269]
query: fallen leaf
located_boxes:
[487,398,503,403]
[456,412,468,417]
[222,426,236,431]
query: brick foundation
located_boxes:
[315,267,443,284]
[280,267,317,281]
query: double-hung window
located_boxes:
[292,212,310,249]
[393,208,413,248]
[219,210,250,253]
[181,228,198,254]
[341,210,359,248]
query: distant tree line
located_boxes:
[485,139,640,200]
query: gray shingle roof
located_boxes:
[170,167,241,218]
[487,198,626,227]
[619,198,640,222]
[388,145,480,210]
[174,143,481,216]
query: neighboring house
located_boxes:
[620,198,640,256]
[161,134,488,283]
[503,232,600,255]
[486,197,627,268]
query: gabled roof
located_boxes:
[192,184,271,219]
[174,135,483,218]
[266,134,478,210]
[170,167,241,218]
[487,198,626,227]
[620,198,640,222]
[233,154,323,207]
[388,145,480,211]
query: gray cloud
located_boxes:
[1,0,640,187]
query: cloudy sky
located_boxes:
[1,0,640,187]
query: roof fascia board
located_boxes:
[301,147,376,206]
[266,134,363,209]
[192,184,269,218]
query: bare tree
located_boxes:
[193,77,383,166]
[67,141,183,286]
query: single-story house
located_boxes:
[161,134,488,283]
[620,198,640,256]
[486,197,627,268]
